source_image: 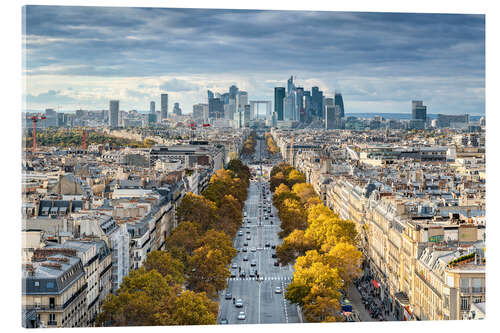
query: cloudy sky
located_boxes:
[22,6,485,115]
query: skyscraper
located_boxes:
[109,100,119,128]
[295,87,304,122]
[274,87,286,121]
[209,98,224,120]
[334,92,345,118]
[284,94,296,121]
[287,76,295,95]
[412,100,427,121]
[325,105,342,129]
[207,90,214,101]
[150,101,155,114]
[161,93,168,121]
[311,87,324,118]
[173,102,182,116]
[229,85,239,98]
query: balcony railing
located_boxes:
[47,321,58,326]
[460,287,470,293]
[472,287,485,293]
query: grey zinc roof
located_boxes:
[22,254,84,295]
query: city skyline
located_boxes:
[23,7,484,115]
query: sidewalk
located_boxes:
[348,284,374,322]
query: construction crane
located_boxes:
[30,115,46,153]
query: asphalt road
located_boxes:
[218,138,300,325]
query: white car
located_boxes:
[237,312,246,320]
[275,286,282,294]
[250,247,257,252]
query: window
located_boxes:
[474,297,482,304]
[34,281,39,287]
[460,297,469,311]
[46,281,55,289]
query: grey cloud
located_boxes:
[159,79,199,92]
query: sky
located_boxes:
[22,6,485,115]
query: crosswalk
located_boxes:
[228,276,293,282]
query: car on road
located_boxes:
[219,318,228,324]
[243,255,249,261]
[249,271,255,277]
[271,253,277,258]
[271,245,276,249]
[230,271,236,278]
[225,292,232,299]
[246,236,251,240]
[243,242,248,246]
[274,261,279,266]
[231,263,238,269]
[275,287,282,294]
[246,230,251,234]
[251,247,256,252]
[235,298,244,308]
[265,242,270,247]
[250,260,257,266]
[238,231,243,236]
[240,271,246,278]
[237,312,246,320]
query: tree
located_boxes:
[274,183,290,197]
[323,242,363,287]
[158,290,218,325]
[187,247,230,299]
[292,183,317,205]
[278,198,307,238]
[176,193,218,232]
[143,251,185,285]
[276,229,314,264]
[270,171,286,192]
[287,169,306,188]
[216,195,243,238]
[96,268,180,327]
[196,229,237,264]
[165,221,201,257]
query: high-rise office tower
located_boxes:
[209,98,224,120]
[207,90,214,101]
[311,87,324,118]
[238,91,248,108]
[229,85,239,98]
[412,100,427,121]
[334,92,345,118]
[109,100,119,128]
[284,94,296,121]
[287,76,295,95]
[150,101,155,114]
[173,102,182,116]
[325,105,342,129]
[295,87,304,122]
[274,87,286,121]
[161,93,168,121]
[193,103,207,122]
[304,91,312,122]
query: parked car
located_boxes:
[272,253,277,258]
[219,318,229,324]
[274,261,279,266]
[275,287,282,294]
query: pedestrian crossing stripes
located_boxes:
[227,276,293,281]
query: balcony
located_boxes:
[472,287,485,293]
[460,287,470,294]
[47,321,58,326]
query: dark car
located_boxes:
[242,248,247,252]
[274,261,280,267]
[225,292,232,300]
[272,253,277,258]
[220,318,229,324]
[265,242,270,247]
[271,245,276,249]
[243,256,249,261]
[240,271,246,278]
[243,242,248,246]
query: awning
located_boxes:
[372,279,380,288]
